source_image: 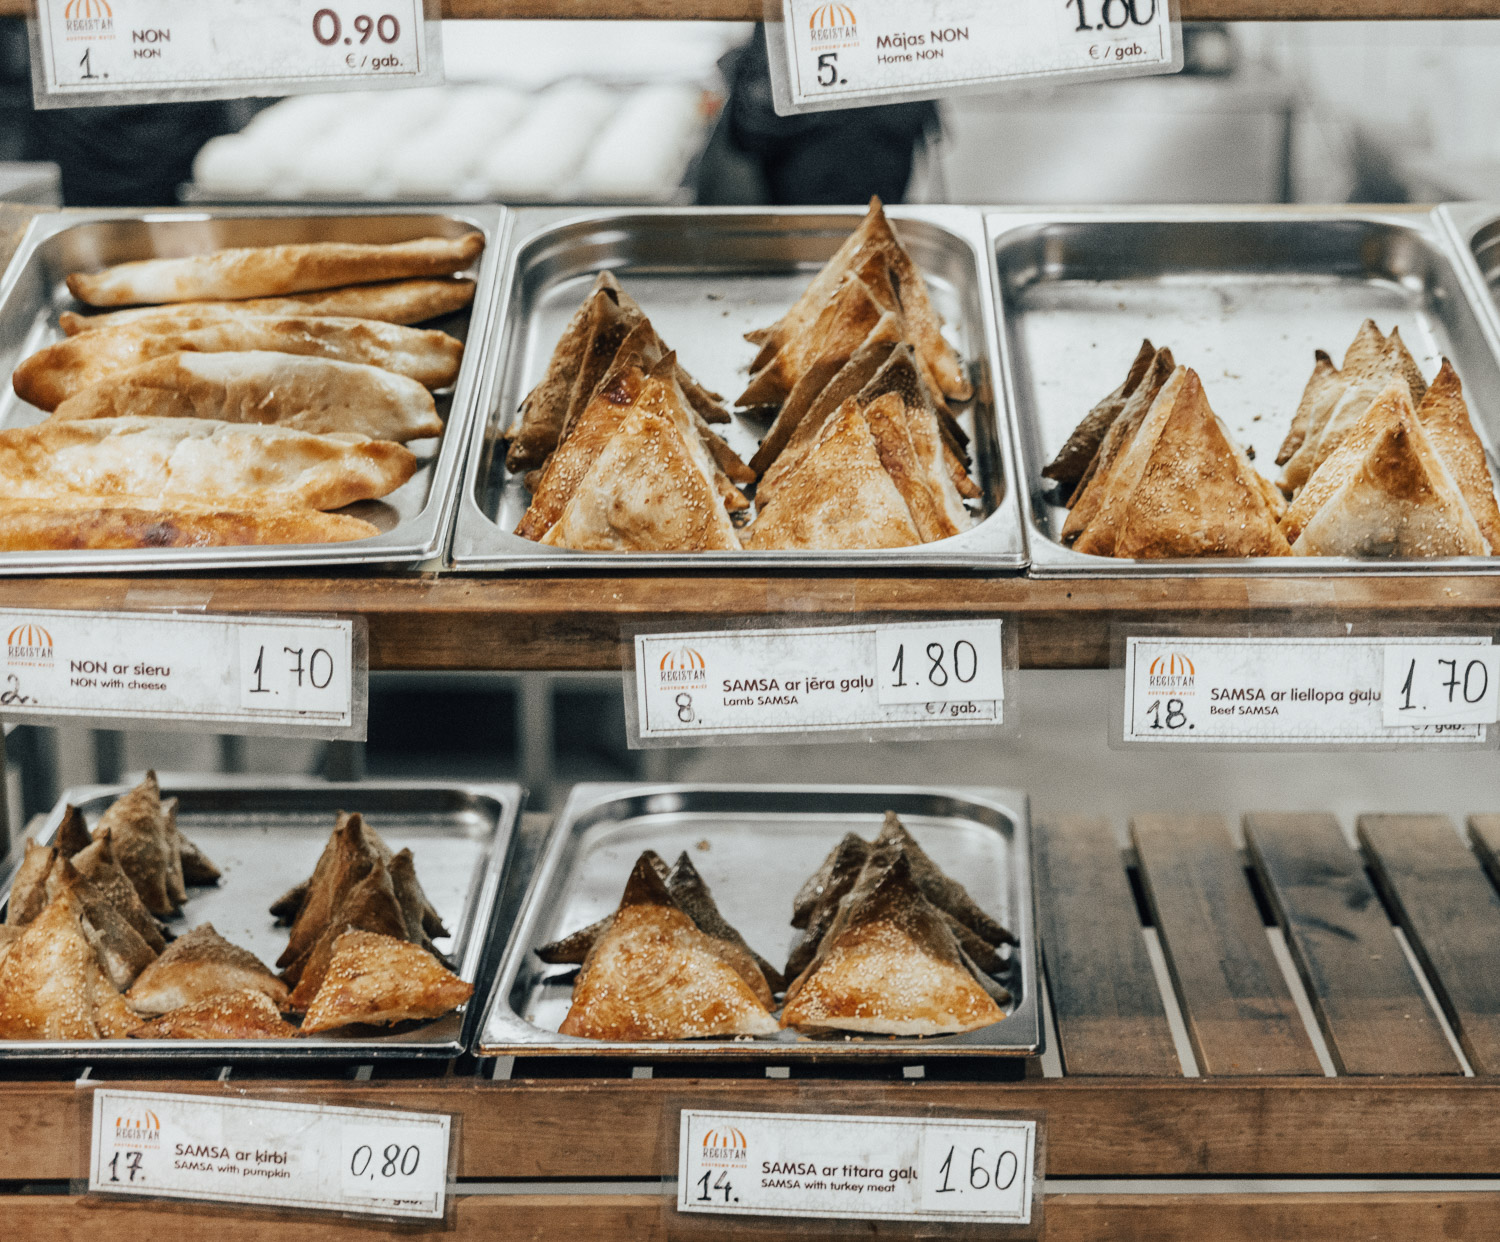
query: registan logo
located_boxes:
[62,0,115,38]
[1147,652,1195,694]
[113,1107,161,1150]
[809,3,858,44]
[7,622,54,668]
[701,1125,748,1168]
[658,646,708,689]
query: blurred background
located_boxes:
[3,15,1500,839]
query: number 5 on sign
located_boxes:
[876,621,1005,707]
[1383,645,1500,726]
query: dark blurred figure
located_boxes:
[1,17,237,206]
[698,25,937,206]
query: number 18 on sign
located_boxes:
[678,1109,1038,1226]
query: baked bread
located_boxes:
[127,923,289,1015]
[131,989,299,1039]
[0,499,378,550]
[299,930,473,1034]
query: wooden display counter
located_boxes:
[2,808,1497,1239]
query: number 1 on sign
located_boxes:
[876,622,1005,707]
[1382,644,1500,726]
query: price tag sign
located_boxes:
[773,0,1178,114]
[677,1109,1039,1226]
[30,0,440,109]
[88,1090,449,1220]
[631,620,1004,745]
[0,608,362,739]
[1123,636,1492,746]
[1383,645,1500,726]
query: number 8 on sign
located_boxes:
[875,621,1005,707]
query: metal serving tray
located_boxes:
[989,207,1500,576]
[0,205,508,574]
[1440,202,1500,372]
[479,783,1038,1058]
[0,778,521,1059]
[450,206,1027,571]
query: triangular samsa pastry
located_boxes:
[55,805,92,859]
[1416,359,1500,552]
[0,890,140,1038]
[0,925,21,970]
[1045,339,1155,488]
[127,923,289,1016]
[279,811,384,967]
[300,930,474,1034]
[94,771,180,917]
[540,390,742,552]
[871,812,1016,947]
[744,398,922,550]
[780,851,1004,1036]
[558,855,778,1040]
[1276,350,1341,466]
[792,833,872,929]
[160,802,220,887]
[71,828,168,953]
[1102,369,1293,559]
[863,392,962,543]
[131,989,299,1040]
[269,879,309,925]
[44,856,157,991]
[746,198,971,405]
[665,853,783,999]
[535,853,672,964]
[1278,318,1388,485]
[1288,388,1488,558]
[389,849,449,958]
[1061,347,1174,540]
[4,839,55,926]
[286,858,410,1006]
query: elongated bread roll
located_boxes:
[60,278,477,335]
[50,352,443,442]
[67,235,484,307]
[16,316,462,410]
[0,417,416,510]
[0,499,378,549]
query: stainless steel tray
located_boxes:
[450,206,1027,571]
[0,205,509,575]
[988,207,1500,576]
[479,782,1039,1058]
[0,778,521,1059]
[1439,201,1500,381]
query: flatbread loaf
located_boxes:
[67,235,484,307]
[50,351,443,442]
[0,417,416,510]
[0,500,378,550]
[15,314,462,408]
[60,278,476,335]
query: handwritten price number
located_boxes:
[340,1122,444,1203]
[876,623,1004,707]
[106,1151,144,1183]
[1398,657,1489,711]
[1065,0,1157,32]
[694,1170,738,1206]
[312,9,402,46]
[349,1142,421,1181]
[247,644,337,696]
[933,1143,1020,1199]
[891,640,979,690]
[1383,645,1500,726]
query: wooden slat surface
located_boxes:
[5,1189,1500,1242]
[1131,815,1320,1077]
[1244,813,1459,1077]
[1034,817,1180,1077]
[1360,814,1500,1075]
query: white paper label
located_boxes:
[634,621,1003,741]
[780,0,1175,109]
[0,608,356,733]
[34,0,436,102]
[1382,644,1500,726]
[678,1109,1037,1225]
[89,1090,449,1220]
[1123,637,1490,744]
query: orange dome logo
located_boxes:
[810,3,856,31]
[64,0,112,16]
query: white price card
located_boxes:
[31,0,440,109]
[0,608,361,738]
[1383,645,1500,727]
[677,1109,1038,1226]
[774,0,1178,113]
[1123,636,1492,745]
[632,620,1003,743]
[88,1089,449,1220]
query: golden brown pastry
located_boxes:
[0,890,141,1039]
[663,852,783,998]
[745,197,971,406]
[1415,359,1500,552]
[786,835,872,981]
[127,923,289,1016]
[60,277,477,335]
[0,499,378,550]
[870,812,1015,948]
[4,839,55,927]
[279,811,387,967]
[1275,349,1340,467]
[70,828,168,953]
[0,417,417,511]
[780,850,1004,1037]
[44,856,158,991]
[299,930,473,1034]
[93,771,180,918]
[285,859,409,1004]
[55,804,93,859]
[130,989,299,1040]
[50,352,443,443]
[67,235,484,306]
[1044,339,1156,489]
[15,315,462,410]
[388,849,448,957]
[558,855,778,1040]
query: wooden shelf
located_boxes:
[1,571,1497,670]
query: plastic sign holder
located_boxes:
[30,0,441,109]
[765,0,1181,115]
